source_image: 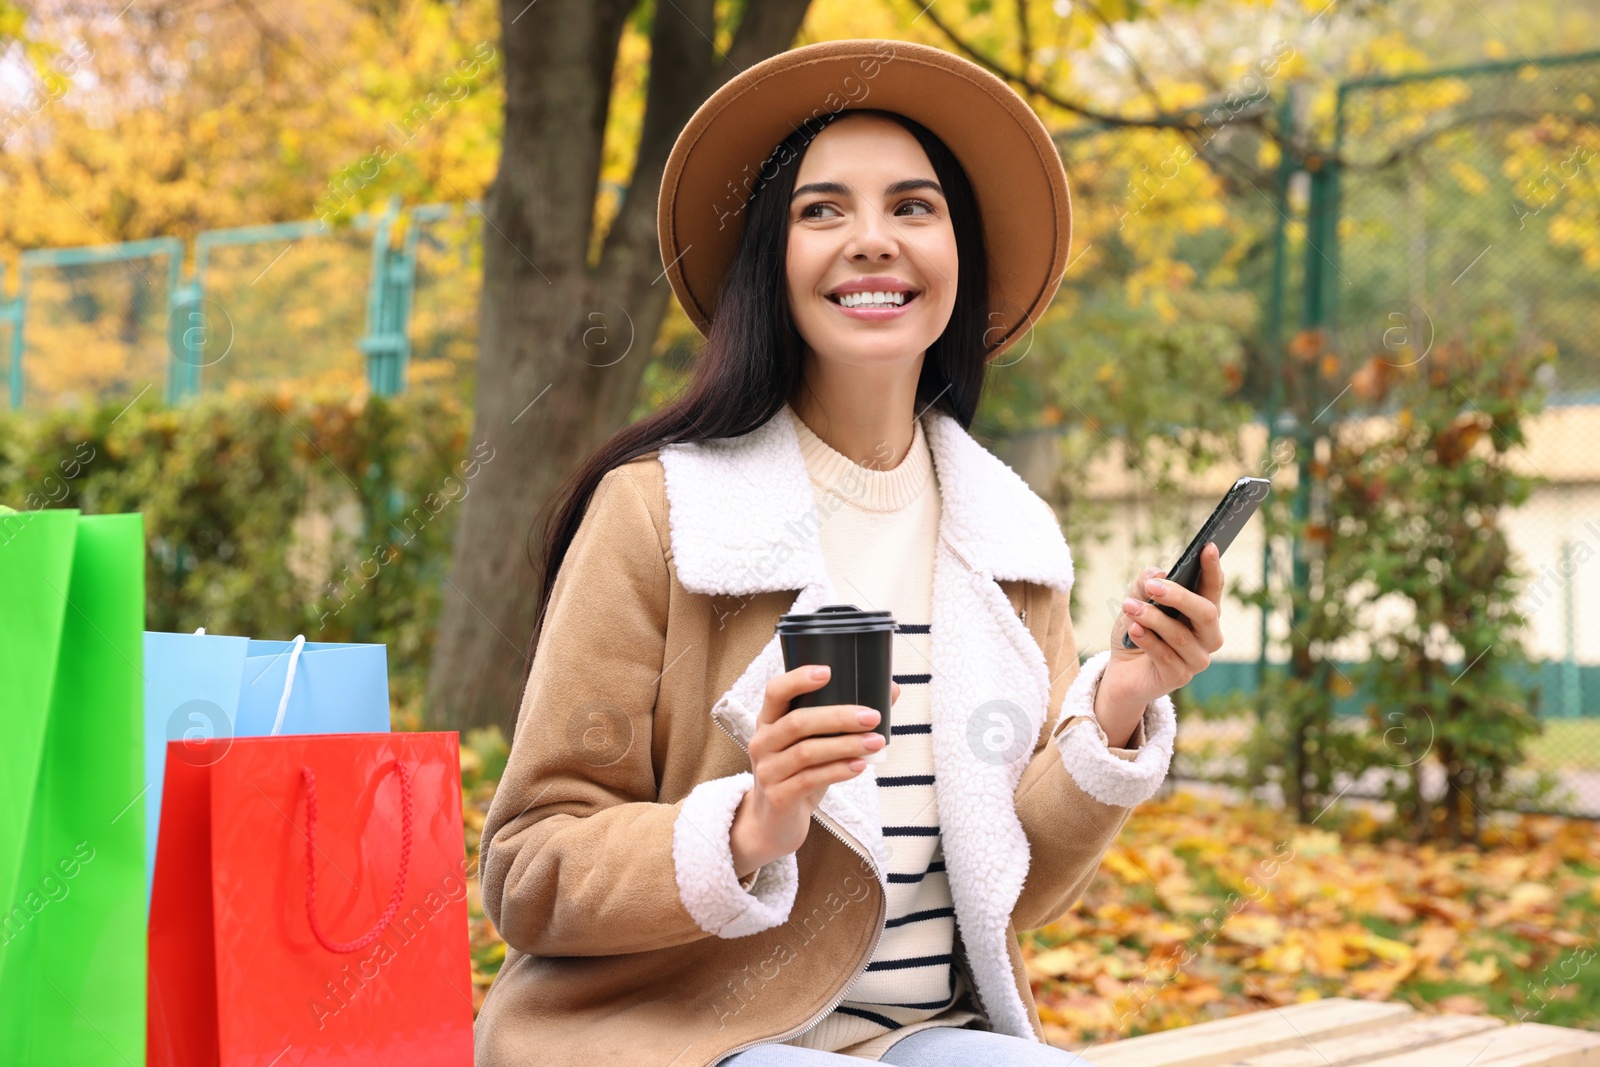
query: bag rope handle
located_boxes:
[270,634,307,737]
[301,758,413,954]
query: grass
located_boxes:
[1178,715,1600,772]
[1527,718,1600,772]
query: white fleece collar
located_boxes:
[657,404,1074,598]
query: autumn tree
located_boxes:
[420,1,815,729]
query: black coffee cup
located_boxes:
[777,604,896,763]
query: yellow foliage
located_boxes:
[1221,912,1284,948]
[2,0,501,255]
[1447,159,1491,197]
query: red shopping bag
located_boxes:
[148,731,474,1066]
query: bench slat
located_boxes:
[1230,1013,1503,1066]
[1355,1023,1600,1067]
[1080,998,1416,1067]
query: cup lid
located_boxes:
[778,603,897,634]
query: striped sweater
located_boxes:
[775,403,985,1057]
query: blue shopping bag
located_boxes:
[142,630,391,904]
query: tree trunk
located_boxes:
[424,0,812,732]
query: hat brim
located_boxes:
[657,39,1072,363]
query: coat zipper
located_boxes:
[708,713,888,1060]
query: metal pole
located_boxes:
[1327,84,1346,356]
[1561,538,1581,718]
[360,196,410,397]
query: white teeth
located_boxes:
[836,290,908,308]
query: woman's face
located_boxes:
[785,113,959,370]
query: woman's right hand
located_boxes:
[729,665,899,880]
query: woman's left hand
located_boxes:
[1102,542,1226,711]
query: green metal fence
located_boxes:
[1314,52,1600,815]
[1048,49,1600,817]
[0,197,486,410]
[1220,53,1599,816]
[3,237,182,409]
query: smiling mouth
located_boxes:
[826,290,919,309]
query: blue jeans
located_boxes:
[718,1025,1098,1065]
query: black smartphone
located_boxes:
[1121,476,1272,650]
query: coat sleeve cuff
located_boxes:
[672,771,799,938]
[1051,650,1176,808]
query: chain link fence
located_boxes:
[1324,53,1600,815]
[1138,54,1600,818]
[0,198,488,411]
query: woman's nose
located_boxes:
[846,207,898,261]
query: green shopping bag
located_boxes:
[1,506,146,1066]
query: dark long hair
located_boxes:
[520,108,992,692]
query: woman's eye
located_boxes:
[799,200,935,220]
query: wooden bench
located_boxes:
[1070,997,1600,1066]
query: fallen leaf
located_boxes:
[1456,956,1501,985]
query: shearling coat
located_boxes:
[473,405,1177,1067]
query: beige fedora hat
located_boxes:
[657,38,1072,363]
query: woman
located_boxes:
[474,40,1226,1067]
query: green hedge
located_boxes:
[0,388,476,719]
